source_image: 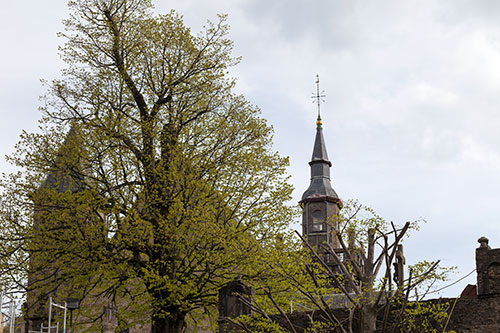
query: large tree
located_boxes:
[0,1,295,332]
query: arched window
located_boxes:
[311,210,324,232]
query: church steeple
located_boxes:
[301,116,339,202]
[301,76,339,203]
[301,76,342,263]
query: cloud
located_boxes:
[3,0,500,297]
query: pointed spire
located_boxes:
[42,125,86,193]
[311,118,331,166]
[301,76,339,202]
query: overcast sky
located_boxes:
[3,0,500,297]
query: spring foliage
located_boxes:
[0,0,296,331]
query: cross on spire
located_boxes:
[311,74,326,125]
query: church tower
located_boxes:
[300,76,342,267]
[26,125,87,332]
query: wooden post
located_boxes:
[394,244,405,287]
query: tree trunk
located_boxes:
[361,308,377,333]
[151,309,186,333]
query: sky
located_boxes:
[2,0,500,297]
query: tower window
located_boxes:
[311,210,324,232]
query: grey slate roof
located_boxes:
[301,121,339,202]
[41,126,85,193]
[311,124,331,165]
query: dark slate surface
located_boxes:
[41,126,85,193]
[302,124,339,201]
[311,125,331,164]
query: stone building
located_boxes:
[217,238,500,332]
[300,114,343,269]
[24,127,88,332]
[23,128,144,333]
[476,236,500,297]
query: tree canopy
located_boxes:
[0,1,295,332]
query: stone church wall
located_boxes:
[218,237,500,333]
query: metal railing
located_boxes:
[28,296,68,333]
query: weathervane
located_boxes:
[311,74,326,125]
